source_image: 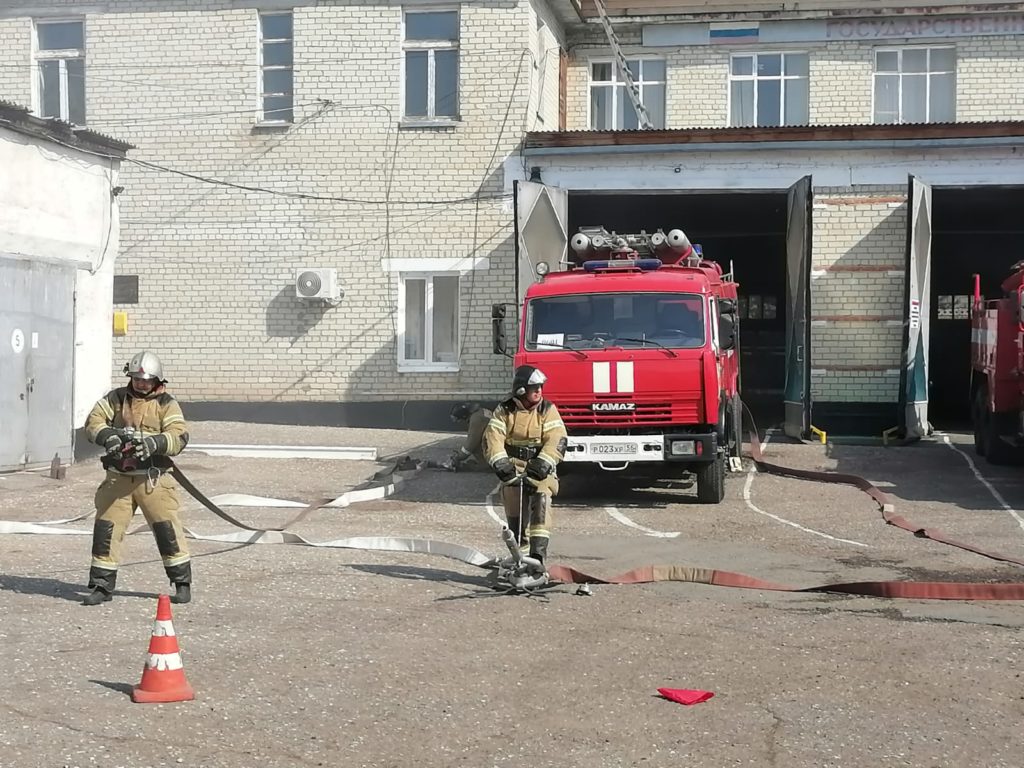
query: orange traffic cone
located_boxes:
[131,594,195,704]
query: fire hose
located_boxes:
[4,443,1024,600]
[545,428,1024,600]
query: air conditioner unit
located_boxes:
[295,268,342,303]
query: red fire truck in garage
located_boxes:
[492,227,742,503]
[970,263,1024,464]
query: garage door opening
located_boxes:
[927,185,1024,428]
[566,190,791,430]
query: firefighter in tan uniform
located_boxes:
[82,351,192,606]
[482,366,567,570]
[442,402,493,471]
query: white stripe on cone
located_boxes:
[152,620,176,637]
[147,652,184,671]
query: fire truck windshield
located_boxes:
[525,292,706,351]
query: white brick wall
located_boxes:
[811,185,907,403]
[0,1,544,403]
[565,33,1024,130]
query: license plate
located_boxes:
[591,443,638,455]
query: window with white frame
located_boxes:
[729,52,808,127]
[403,9,459,120]
[399,274,460,369]
[35,19,85,125]
[589,59,666,130]
[259,12,294,123]
[874,47,955,124]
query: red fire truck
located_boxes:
[970,263,1024,464]
[492,227,742,503]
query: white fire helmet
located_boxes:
[124,350,165,382]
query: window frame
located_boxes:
[726,51,809,128]
[33,17,86,126]
[257,10,295,126]
[586,56,667,130]
[397,271,461,372]
[872,45,956,125]
[400,7,461,125]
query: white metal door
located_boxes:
[900,175,933,439]
[514,180,568,303]
[783,176,812,439]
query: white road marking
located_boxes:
[483,483,507,526]
[603,506,680,538]
[940,435,1024,534]
[743,431,869,548]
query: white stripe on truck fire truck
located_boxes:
[616,361,634,393]
[593,362,611,393]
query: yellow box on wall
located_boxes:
[112,311,128,336]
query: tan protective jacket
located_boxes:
[482,397,567,496]
[85,386,189,474]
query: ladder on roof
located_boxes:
[591,0,654,130]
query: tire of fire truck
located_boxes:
[972,386,987,457]
[695,456,726,504]
[984,410,1020,465]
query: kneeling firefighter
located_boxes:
[442,401,493,471]
[82,351,192,606]
[482,366,567,572]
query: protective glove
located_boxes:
[525,456,552,482]
[96,427,127,456]
[492,457,517,484]
[133,434,167,460]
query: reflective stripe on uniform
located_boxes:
[161,413,185,429]
[538,452,558,467]
[542,417,565,432]
[97,398,116,420]
[162,552,191,567]
[487,417,508,435]
[489,451,510,465]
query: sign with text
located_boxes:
[643,13,1024,47]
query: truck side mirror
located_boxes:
[1018,286,1024,329]
[718,312,737,351]
[491,303,507,355]
[719,298,737,315]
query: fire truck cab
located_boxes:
[492,227,742,503]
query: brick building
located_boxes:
[513,0,1024,436]
[1,0,1023,435]
[0,0,565,429]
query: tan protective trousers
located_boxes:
[88,471,191,592]
[501,484,553,561]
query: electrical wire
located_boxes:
[459,48,532,360]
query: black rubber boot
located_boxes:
[82,587,112,606]
[171,583,191,605]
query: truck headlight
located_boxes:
[535,262,550,276]
[670,440,696,456]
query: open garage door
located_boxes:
[783,176,812,439]
[514,180,568,302]
[900,176,932,439]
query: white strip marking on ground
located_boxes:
[744,431,869,548]
[185,444,377,460]
[483,483,506,526]
[941,435,1024,534]
[603,506,680,538]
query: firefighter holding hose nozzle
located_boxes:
[482,366,567,576]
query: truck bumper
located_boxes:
[563,433,718,465]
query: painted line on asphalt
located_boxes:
[940,435,1024,534]
[743,431,869,548]
[483,483,507,526]
[603,506,681,538]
